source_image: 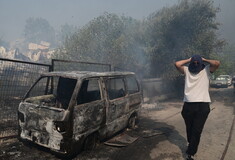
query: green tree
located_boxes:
[24,17,56,46]
[146,0,225,78]
[54,13,148,75]
[57,24,77,45]
[211,43,235,77]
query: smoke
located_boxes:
[0,0,179,42]
[214,0,235,44]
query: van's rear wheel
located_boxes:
[128,115,137,129]
[83,133,98,151]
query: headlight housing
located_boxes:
[54,121,66,132]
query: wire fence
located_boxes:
[52,59,111,72]
[0,58,51,139]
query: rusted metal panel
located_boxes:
[41,71,135,80]
[107,98,129,122]
[73,101,105,139]
[128,93,142,110]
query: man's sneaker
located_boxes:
[186,154,194,160]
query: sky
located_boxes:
[0,0,234,43]
[0,0,179,41]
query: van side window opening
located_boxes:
[107,78,126,100]
[126,76,139,94]
[24,76,77,109]
[77,79,101,105]
[26,77,51,98]
[56,77,77,109]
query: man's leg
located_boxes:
[187,103,210,155]
[181,102,195,144]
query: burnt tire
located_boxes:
[83,133,98,151]
[128,115,137,129]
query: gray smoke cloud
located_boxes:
[0,0,234,44]
[0,0,178,42]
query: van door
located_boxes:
[105,77,128,135]
[73,78,105,135]
[125,75,142,111]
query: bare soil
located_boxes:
[0,87,234,160]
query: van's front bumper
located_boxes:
[19,127,63,151]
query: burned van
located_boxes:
[18,71,142,156]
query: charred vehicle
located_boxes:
[18,71,142,157]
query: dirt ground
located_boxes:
[0,87,234,160]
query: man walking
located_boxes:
[174,55,220,160]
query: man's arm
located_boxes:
[174,58,191,74]
[202,58,220,73]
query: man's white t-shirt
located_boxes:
[183,65,211,102]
